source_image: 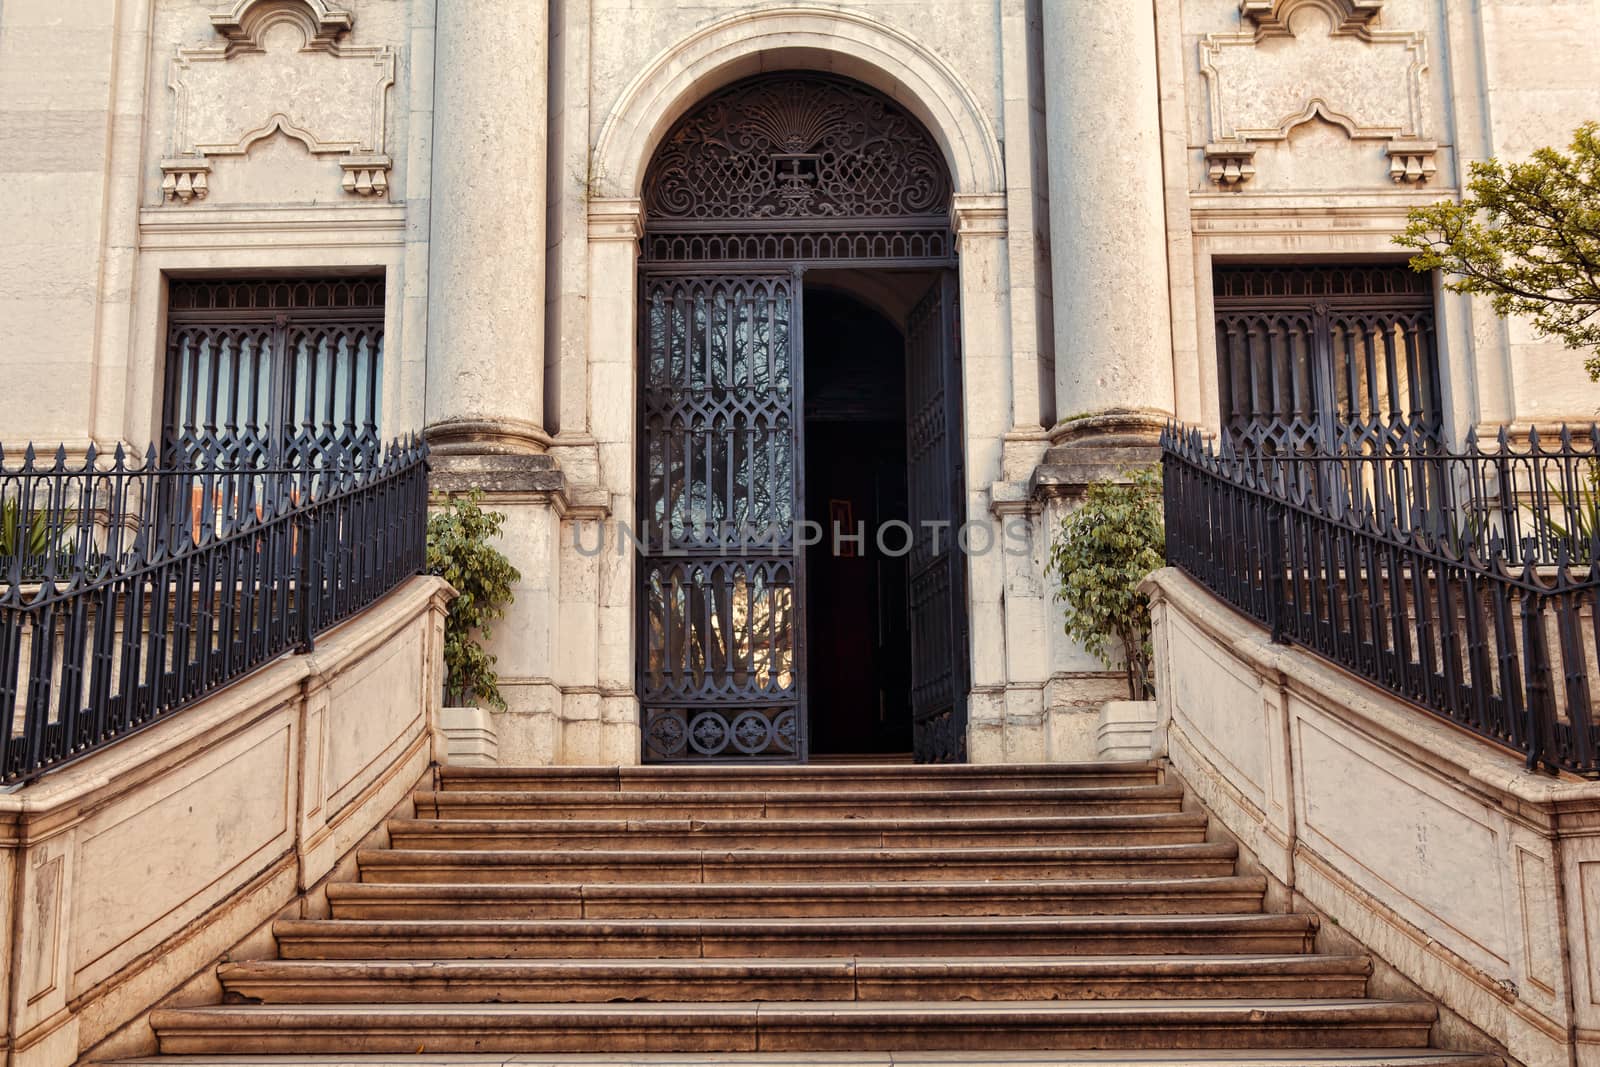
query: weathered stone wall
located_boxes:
[4,0,1600,762]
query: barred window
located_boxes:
[162,277,384,464]
[1213,265,1442,452]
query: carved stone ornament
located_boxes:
[1385,139,1439,183]
[341,154,390,197]
[1238,0,1384,37]
[1204,143,1258,187]
[1201,0,1433,186]
[211,0,353,52]
[163,0,394,204]
[160,158,212,203]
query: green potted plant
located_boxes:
[1044,465,1165,759]
[426,491,520,764]
[0,499,72,578]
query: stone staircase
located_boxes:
[125,763,1499,1065]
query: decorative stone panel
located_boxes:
[163,0,394,204]
[1200,0,1431,186]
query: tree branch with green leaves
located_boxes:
[1396,122,1600,379]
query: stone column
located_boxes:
[425,0,549,456]
[1040,0,1175,439]
[1034,0,1175,758]
[423,0,565,762]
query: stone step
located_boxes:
[413,783,1186,820]
[104,1052,1507,1067]
[356,842,1240,884]
[151,999,1438,1054]
[383,812,1212,851]
[326,874,1269,920]
[435,763,1162,795]
[272,913,1318,960]
[217,954,1374,1004]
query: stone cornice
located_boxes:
[951,192,1007,243]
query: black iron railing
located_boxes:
[0,432,428,785]
[1163,426,1600,778]
[1242,423,1600,567]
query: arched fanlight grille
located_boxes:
[638,73,956,267]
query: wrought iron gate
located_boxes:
[638,272,805,761]
[905,274,968,762]
[635,71,965,762]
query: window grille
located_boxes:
[1213,265,1441,452]
[163,277,385,465]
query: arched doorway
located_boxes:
[635,73,969,765]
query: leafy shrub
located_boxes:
[1044,466,1166,700]
[425,492,520,709]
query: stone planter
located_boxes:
[440,704,499,766]
[1095,699,1159,761]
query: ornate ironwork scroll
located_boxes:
[905,274,968,762]
[638,273,804,761]
[641,73,953,268]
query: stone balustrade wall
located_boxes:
[1146,567,1600,1067]
[0,575,452,1067]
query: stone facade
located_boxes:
[3,0,1600,765]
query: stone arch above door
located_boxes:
[592,5,1003,202]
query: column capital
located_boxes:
[952,192,1007,246]
[588,198,644,242]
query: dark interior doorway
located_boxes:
[803,286,914,757]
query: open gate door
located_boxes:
[904,272,969,762]
[637,272,807,762]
